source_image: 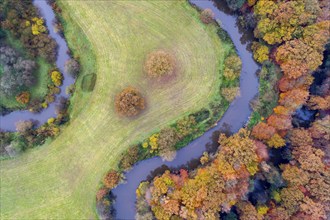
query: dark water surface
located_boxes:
[0,0,74,131]
[112,0,259,219]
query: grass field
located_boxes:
[0,1,232,218]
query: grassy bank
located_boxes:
[1,1,233,218]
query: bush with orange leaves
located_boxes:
[267,114,292,131]
[115,87,145,117]
[103,170,121,189]
[251,122,276,140]
[200,9,215,24]
[308,95,330,110]
[289,128,313,147]
[144,50,176,78]
[15,91,30,104]
[279,88,309,110]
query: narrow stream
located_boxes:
[0,0,74,131]
[112,0,259,219]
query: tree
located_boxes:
[280,186,305,216]
[267,114,292,131]
[223,55,242,81]
[307,95,330,110]
[276,39,323,78]
[15,120,34,133]
[251,42,269,63]
[158,128,178,161]
[289,129,313,147]
[0,46,36,96]
[15,91,30,104]
[176,116,196,138]
[51,70,63,87]
[103,170,121,189]
[254,0,314,44]
[225,0,245,11]
[115,87,145,117]
[251,122,276,140]
[279,88,309,110]
[200,9,214,24]
[236,201,260,220]
[65,58,80,78]
[281,164,309,187]
[266,133,286,148]
[221,87,240,102]
[144,50,175,77]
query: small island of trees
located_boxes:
[115,87,145,117]
[144,50,176,78]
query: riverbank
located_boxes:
[110,0,259,218]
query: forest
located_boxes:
[130,0,330,219]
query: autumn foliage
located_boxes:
[51,70,63,87]
[115,87,145,117]
[15,91,30,104]
[103,170,121,189]
[252,122,275,140]
[116,1,330,219]
[136,129,265,219]
[144,51,176,78]
[200,9,215,24]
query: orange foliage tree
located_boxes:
[267,114,292,131]
[200,9,215,24]
[115,87,145,117]
[251,122,275,140]
[103,170,121,189]
[144,50,176,78]
[15,91,30,104]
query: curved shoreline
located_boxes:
[111,0,259,219]
[0,0,74,132]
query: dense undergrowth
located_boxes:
[0,1,57,114]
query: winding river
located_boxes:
[1,0,259,218]
[0,0,74,132]
[112,0,259,219]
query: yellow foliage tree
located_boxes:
[51,71,63,87]
[251,42,269,63]
[267,133,286,148]
[31,17,46,35]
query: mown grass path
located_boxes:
[0,1,230,218]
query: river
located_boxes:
[0,0,74,132]
[111,0,259,219]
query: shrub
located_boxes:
[200,9,214,24]
[225,0,245,11]
[158,128,179,161]
[65,58,80,78]
[15,91,30,104]
[51,70,63,87]
[115,87,145,117]
[144,50,175,77]
[103,170,121,189]
[15,120,34,133]
[81,73,96,92]
[119,145,139,170]
[31,17,46,35]
[221,87,240,102]
[251,42,269,63]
